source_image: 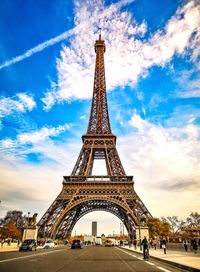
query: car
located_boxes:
[71,239,82,249]
[104,239,112,247]
[43,240,55,249]
[123,240,129,246]
[19,239,37,251]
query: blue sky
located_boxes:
[0,0,200,236]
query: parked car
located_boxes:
[71,239,82,249]
[19,239,37,251]
[43,240,55,249]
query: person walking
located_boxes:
[141,236,149,259]
[183,239,188,252]
[162,239,167,254]
[152,239,157,250]
[133,238,137,250]
[1,239,4,248]
[192,239,198,254]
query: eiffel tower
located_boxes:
[38,33,151,240]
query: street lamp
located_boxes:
[137,211,148,251]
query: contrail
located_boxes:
[0,0,134,71]
[0,28,75,70]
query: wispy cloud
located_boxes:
[0,123,71,149]
[0,93,36,118]
[0,28,75,70]
[0,123,74,167]
[173,69,200,98]
[42,0,200,109]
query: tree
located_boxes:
[147,218,171,238]
[165,216,185,234]
[0,210,27,240]
[1,224,22,240]
[1,210,26,228]
[186,212,200,228]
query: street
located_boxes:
[0,246,188,272]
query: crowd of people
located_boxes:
[131,236,200,257]
[0,238,19,247]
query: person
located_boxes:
[192,239,198,254]
[183,239,188,252]
[1,239,4,248]
[141,236,149,259]
[133,239,137,250]
[152,239,157,250]
[162,240,167,254]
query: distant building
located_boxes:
[92,221,97,236]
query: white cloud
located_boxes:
[0,162,65,218]
[0,123,71,153]
[18,124,71,144]
[0,113,199,220]
[0,93,36,118]
[42,0,200,109]
[17,93,36,110]
[117,113,200,216]
[173,69,200,98]
[0,123,73,167]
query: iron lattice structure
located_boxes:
[38,35,151,240]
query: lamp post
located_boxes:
[137,211,147,251]
[138,214,142,251]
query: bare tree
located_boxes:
[165,216,185,234]
[186,212,200,228]
[1,210,26,228]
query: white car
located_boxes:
[43,240,55,249]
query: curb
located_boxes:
[121,247,200,272]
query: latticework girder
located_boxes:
[38,178,151,239]
[38,34,152,240]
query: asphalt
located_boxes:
[1,243,200,271]
[121,245,200,272]
[0,245,190,272]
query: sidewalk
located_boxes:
[0,243,19,252]
[122,245,200,271]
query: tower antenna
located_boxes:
[99,27,102,40]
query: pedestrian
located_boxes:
[162,240,167,254]
[183,239,188,252]
[152,239,157,250]
[192,239,198,254]
[141,236,149,259]
[1,239,4,248]
[133,238,137,250]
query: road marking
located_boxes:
[117,247,158,268]
[148,262,155,265]
[113,249,135,272]
[157,267,172,272]
[0,248,66,263]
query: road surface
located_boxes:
[0,246,189,272]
